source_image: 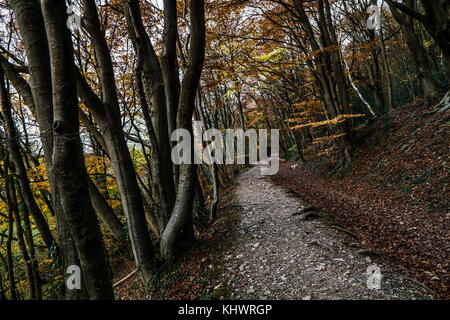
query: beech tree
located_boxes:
[387,0,440,101]
[41,0,113,299]
[386,0,450,78]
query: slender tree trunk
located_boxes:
[293,0,354,161]
[6,175,36,300]
[322,0,353,117]
[209,162,220,221]
[162,0,181,144]
[0,270,6,301]
[343,59,377,117]
[0,66,55,251]
[380,25,394,112]
[14,182,43,300]
[10,0,84,299]
[41,0,113,299]
[4,178,17,300]
[1,62,42,299]
[79,0,159,286]
[389,0,440,101]
[87,180,128,245]
[124,0,176,213]
[160,0,206,268]
[135,49,171,231]
[367,49,386,113]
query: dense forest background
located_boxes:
[0,0,448,300]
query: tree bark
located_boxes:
[124,0,176,212]
[78,0,158,287]
[6,175,36,299]
[16,185,42,300]
[160,0,206,268]
[0,269,6,300]
[388,0,440,101]
[10,0,84,299]
[386,0,450,78]
[0,66,56,251]
[41,0,113,299]
[3,161,17,300]
[87,179,128,246]
[162,0,181,144]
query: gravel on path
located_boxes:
[218,167,434,300]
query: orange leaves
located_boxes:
[292,100,324,112]
[85,155,109,176]
[307,45,342,61]
[313,133,347,145]
[246,109,265,127]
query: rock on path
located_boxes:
[218,167,434,300]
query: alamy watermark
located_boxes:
[66,265,81,290]
[366,264,382,290]
[66,262,383,291]
[367,4,381,31]
[67,5,82,31]
[172,122,280,176]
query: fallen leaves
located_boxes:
[271,100,449,298]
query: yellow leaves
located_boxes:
[107,199,122,209]
[318,146,338,157]
[423,39,432,49]
[292,100,323,111]
[255,48,287,63]
[47,215,57,234]
[313,133,347,145]
[27,160,50,192]
[85,156,118,195]
[246,109,265,127]
[85,156,109,175]
[289,114,365,131]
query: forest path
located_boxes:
[218,167,434,300]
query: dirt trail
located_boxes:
[218,167,434,300]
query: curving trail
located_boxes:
[218,167,434,300]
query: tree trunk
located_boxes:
[0,270,6,300]
[41,0,113,299]
[0,66,56,251]
[124,0,176,213]
[4,171,17,300]
[160,0,206,268]
[6,175,36,299]
[79,0,158,286]
[386,0,450,78]
[10,0,84,299]
[209,163,220,221]
[162,0,181,144]
[380,25,394,112]
[18,187,43,300]
[87,179,128,246]
[389,0,440,101]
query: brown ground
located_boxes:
[113,183,241,300]
[271,99,449,298]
